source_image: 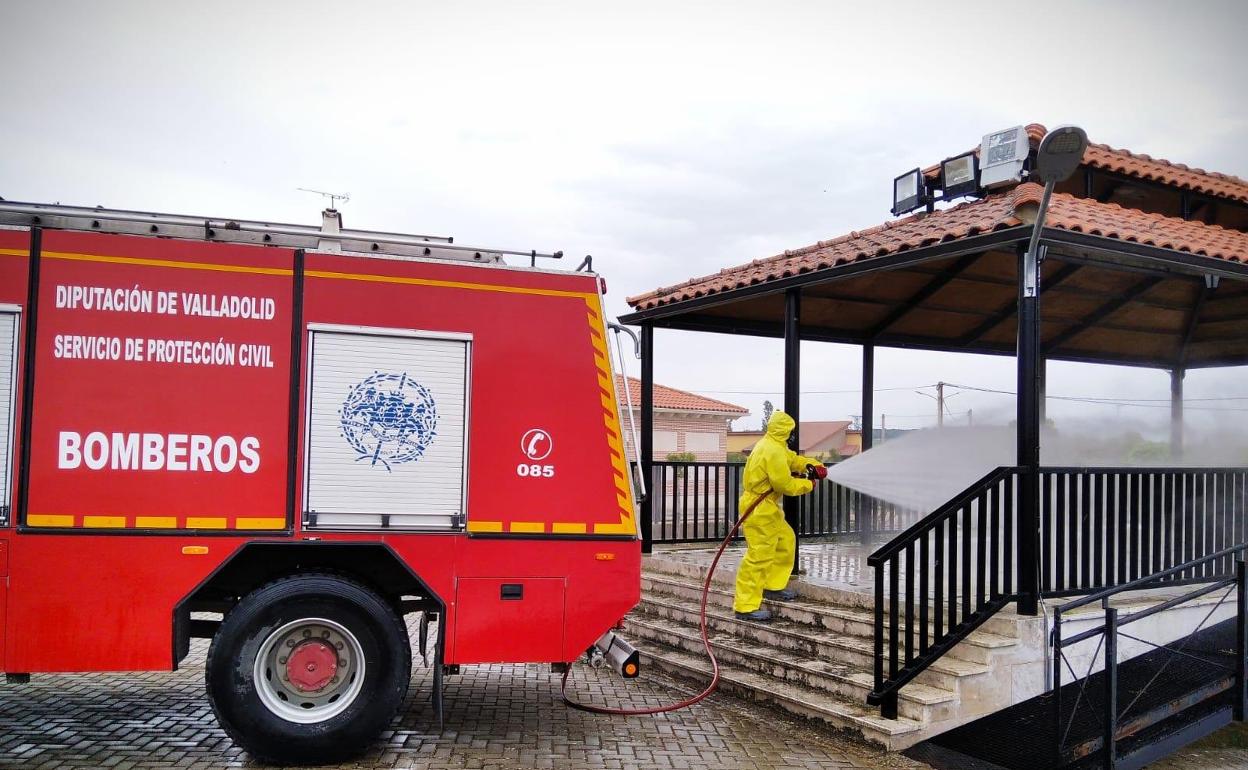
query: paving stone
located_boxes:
[0,629,929,770]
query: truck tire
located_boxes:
[206,573,411,764]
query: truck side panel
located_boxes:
[0,228,30,674]
[3,232,639,673]
[301,253,635,538]
[25,231,295,531]
[435,537,639,664]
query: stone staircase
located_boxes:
[629,552,1039,751]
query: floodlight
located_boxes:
[1033,125,1089,184]
[1021,124,1088,298]
[979,125,1030,188]
[940,152,979,198]
[891,168,926,216]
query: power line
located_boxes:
[695,380,1248,403]
[944,382,1248,412]
[693,385,934,395]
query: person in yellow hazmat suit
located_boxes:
[733,410,826,622]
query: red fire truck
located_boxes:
[0,201,642,763]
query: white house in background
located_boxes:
[615,376,749,462]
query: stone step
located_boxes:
[641,573,1020,665]
[626,613,956,724]
[637,636,927,751]
[643,553,877,612]
[632,592,991,692]
[642,554,1029,640]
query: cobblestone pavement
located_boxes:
[0,637,926,770]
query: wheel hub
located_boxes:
[254,617,366,724]
[286,640,339,692]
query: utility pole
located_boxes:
[880,414,886,444]
[967,408,973,427]
[936,381,945,428]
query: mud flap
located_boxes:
[419,612,429,667]
[432,612,444,731]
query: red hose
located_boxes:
[560,489,772,715]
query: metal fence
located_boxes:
[868,465,1248,720]
[1040,467,1248,596]
[641,461,922,543]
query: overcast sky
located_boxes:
[3,0,1247,444]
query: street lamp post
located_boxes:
[1016,125,1089,615]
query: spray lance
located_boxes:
[561,455,826,716]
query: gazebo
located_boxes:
[619,124,1248,721]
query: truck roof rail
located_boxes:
[0,200,564,265]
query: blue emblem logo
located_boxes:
[339,372,438,471]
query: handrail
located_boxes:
[1060,542,1248,613]
[1037,464,1243,474]
[1050,544,1248,766]
[868,466,1019,566]
[869,466,1021,718]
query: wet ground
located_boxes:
[0,637,925,770]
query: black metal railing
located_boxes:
[1051,544,1248,768]
[642,461,922,543]
[869,465,1248,720]
[867,466,1021,718]
[1040,468,1248,596]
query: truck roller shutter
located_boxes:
[0,310,14,525]
[305,327,470,530]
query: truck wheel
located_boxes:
[206,573,411,764]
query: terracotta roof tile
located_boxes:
[628,191,1026,310]
[615,375,748,415]
[798,420,854,448]
[626,184,1248,310]
[1082,141,1248,203]
[628,192,1026,309]
[1028,184,1248,260]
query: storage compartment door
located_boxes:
[305,328,469,530]
[453,578,566,663]
[0,311,16,527]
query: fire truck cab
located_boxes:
[0,201,641,763]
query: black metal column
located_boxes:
[861,343,874,452]
[1038,355,1047,424]
[1016,244,1041,616]
[640,324,655,554]
[1236,557,1247,721]
[859,342,875,546]
[1170,368,1184,459]
[1103,607,1119,768]
[784,288,802,575]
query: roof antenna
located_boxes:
[297,187,351,210]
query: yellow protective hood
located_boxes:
[765,411,796,442]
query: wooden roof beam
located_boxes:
[1046,276,1165,351]
[1176,284,1213,369]
[866,253,981,338]
[957,262,1083,346]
